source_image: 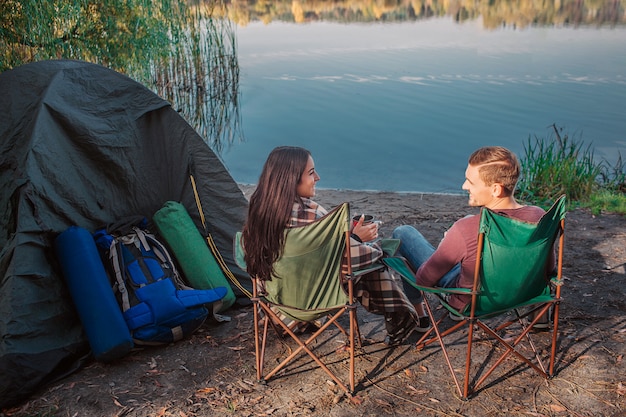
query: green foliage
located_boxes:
[583,190,626,215]
[0,0,241,151]
[597,153,626,193]
[222,0,626,26]
[517,124,626,215]
[150,1,241,151]
[0,0,171,73]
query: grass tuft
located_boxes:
[517,124,625,215]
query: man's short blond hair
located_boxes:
[468,146,520,195]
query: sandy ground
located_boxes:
[3,186,625,417]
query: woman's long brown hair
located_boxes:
[241,146,311,280]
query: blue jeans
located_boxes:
[391,225,461,303]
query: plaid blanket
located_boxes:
[289,198,417,316]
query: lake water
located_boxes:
[220,17,626,194]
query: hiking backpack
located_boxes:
[93,217,226,345]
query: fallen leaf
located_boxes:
[404,368,413,377]
[335,345,350,353]
[227,346,245,351]
[617,354,623,364]
[617,382,625,396]
[407,385,429,395]
[374,398,393,407]
[350,395,364,405]
[419,365,428,372]
[222,333,242,343]
[429,397,440,403]
[549,404,566,412]
[196,387,217,394]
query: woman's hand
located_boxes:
[351,215,379,242]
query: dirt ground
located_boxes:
[3,186,625,417]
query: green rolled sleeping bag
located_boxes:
[153,201,235,312]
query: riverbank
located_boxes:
[4,186,625,417]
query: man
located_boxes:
[393,146,549,324]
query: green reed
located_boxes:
[517,124,626,214]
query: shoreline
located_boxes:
[236,183,467,197]
[236,183,475,243]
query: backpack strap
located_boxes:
[123,279,227,330]
[109,238,132,312]
[134,228,190,290]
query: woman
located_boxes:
[242,146,419,345]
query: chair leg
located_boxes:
[262,307,352,393]
[353,309,363,349]
[522,304,554,375]
[420,298,467,398]
[549,300,560,377]
[349,306,357,393]
[463,318,476,399]
[252,300,262,381]
[253,299,360,394]
[472,313,552,393]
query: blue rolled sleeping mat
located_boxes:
[55,226,133,361]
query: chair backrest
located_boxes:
[474,196,566,315]
[237,203,351,322]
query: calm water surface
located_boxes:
[221,18,626,193]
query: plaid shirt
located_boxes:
[290,198,416,315]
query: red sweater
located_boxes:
[416,206,547,310]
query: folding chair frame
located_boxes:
[388,196,566,400]
[239,203,383,394]
[251,245,359,393]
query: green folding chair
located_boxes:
[385,195,566,399]
[235,203,382,393]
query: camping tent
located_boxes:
[0,60,250,408]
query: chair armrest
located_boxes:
[382,257,473,296]
[550,275,564,287]
[380,238,401,257]
[352,263,386,279]
[416,285,473,295]
[233,232,247,270]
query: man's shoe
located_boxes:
[449,312,465,321]
[415,316,431,332]
[531,315,550,330]
[383,312,415,346]
[384,334,403,346]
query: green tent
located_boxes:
[0,60,250,408]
